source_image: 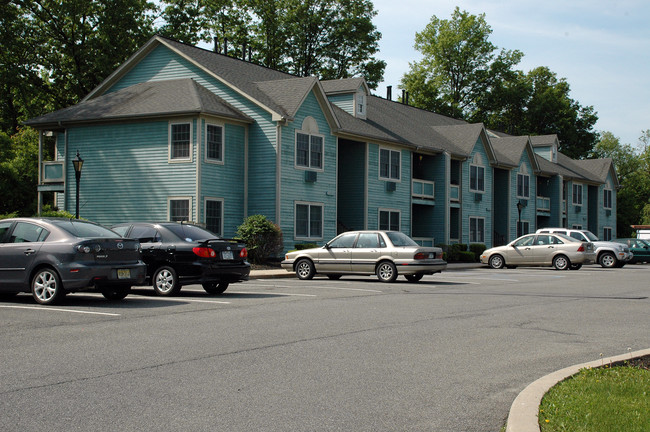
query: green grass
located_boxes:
[539,364,650,432]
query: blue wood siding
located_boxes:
[366,144,411,234]
[109,44,278,220]
[509,149,536,239]
[462,137,492,247]
[327,94,354,115]
[62,120,197,226]
[200,121,246,237]
[279,91,337,250]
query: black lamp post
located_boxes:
[72,150,84,219]
[516,200,524,236]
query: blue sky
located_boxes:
[370,0,649,148]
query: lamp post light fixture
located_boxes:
[516,200,524,236]
[72,150,84,219]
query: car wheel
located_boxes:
[569,264,582,270]
[203,281,229,294]
[31,268,65,305]
[489,254,505,269]
[153,266,181,296]
[101,286,130,300]
[376,261,397,282]
[295,259,315,280]
[327,274,342,280]
[405,274,423,282]
[553,255,570,270]
[599,252,617,268]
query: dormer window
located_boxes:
[356,90,366,119]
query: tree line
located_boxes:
[1,2,647,234]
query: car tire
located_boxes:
[569,264,582,270]
[295,259,315,280]
[376,261,397,282]
[203,281,229,294]
[553,255,570,270]
[31,268,65,305]
[327,274,342,280]
[598,252,618,268]
[489,254,505,269]
[101,286,130,301]
[153,266,181,296]
[405,274,423,282]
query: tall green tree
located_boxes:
[0,128,43,216]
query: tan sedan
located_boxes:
[281,231,447,282]
[480,233,596,270]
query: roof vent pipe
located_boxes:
[213,37,219,53]
[402,89,405,104]
[405,91,409,105]
[248,46,252,62]
[387,85,392,101]
[224,38,228,56]
[242,43,247,60]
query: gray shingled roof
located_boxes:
[572,158,616,185]
[25,78,252,127]
[491,136,530,167]
[530,135,559,147]
[255,76,320,120]
[321,78,366,94]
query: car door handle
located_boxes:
[23,248,36,255]
[547,246,555,248]
[167,246,176,252]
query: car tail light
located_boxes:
[240,247,248,259]
[193,247,216,258]
[577,244,585,252]
[414,252,432,260]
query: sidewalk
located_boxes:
[249,262,484,279]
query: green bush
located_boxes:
[38,205,76,219]
[447,243,467,262]
[458,251,476,262]
[469,243,486,262]
[236,214,284,264]
[0,211,18,220]
[295,243,318,250]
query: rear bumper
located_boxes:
[178,262,251,285]
[394,260,448,275]
[60,261,147,291]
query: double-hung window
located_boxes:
[572,183,583,205]
[516,220,530,237]
[295,203,323,239]
[379,149,400,180]
[205,199,223,236]
[603,189,612,209]
[470,165,485,192]
[206,124,223,162]
[170,123,191,160]
[516,173,530,198]
[379,209,400,231]
[469,217,485,243]
[603,227,612,241]
[169,198,190,222]
[296,133,323,169]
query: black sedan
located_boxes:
[111,222,250,295]
[0,217,146,304]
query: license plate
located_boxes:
[221,251,234,260]
[117,269,131,279]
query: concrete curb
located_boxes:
[505,348,650,432]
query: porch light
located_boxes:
[72,150,84,219]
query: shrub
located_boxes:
[469,243,486,262]
[447,243,467,262]
[295,243,318,250]
[0,211,18,220]
[236,214,283,264]
[458,251,476,262]
[38,205,75,219]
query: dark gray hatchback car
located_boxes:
[0,218,146,304]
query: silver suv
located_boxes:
[535,228,632,268]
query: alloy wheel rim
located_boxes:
[34,271,56,301]
[156,270,173,292]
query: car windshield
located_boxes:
[556,234,580,243]
[52,219,120,238]
[582,230,599,241]
[386,231,418,247]
[166,224,219,242]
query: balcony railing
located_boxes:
[42,161,64,183]
[536,195,550,212]
[412,237,435,247]
[412,179,435,200]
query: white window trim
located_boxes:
[603,188,613,209]
[294,130,325,172]
[168,196,192,221]
[378,147,401,182]
[204,122,225,165]
[169,121,193,163]
[204,197,224,236]
[294,201,324,241]
[516,173,530,199]
[572,183,583,206]
[469,164,485,193]
[378,208,401,231]
[355,90,367,119]
[469,216,485,243]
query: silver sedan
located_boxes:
[281,231,447,282]
[480,233,596,270]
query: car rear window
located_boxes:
[386,231,418,247]
[52,220,120,238]
[165,224,219,242]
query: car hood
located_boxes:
[593,240,627,251]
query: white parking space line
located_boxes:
[313,286,383,293]
[130,296,231,304]
[0,305,121,316]
[228,291,317,297]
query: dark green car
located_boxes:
[613,238,650,263]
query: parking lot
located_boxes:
[1,265,649,431]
